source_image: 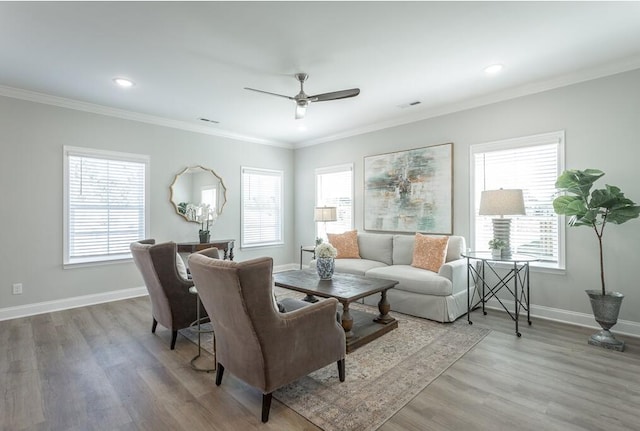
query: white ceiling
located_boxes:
[2,2,640,148]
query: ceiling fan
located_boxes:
[244,73,360,120]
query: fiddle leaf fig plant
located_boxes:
[553,169,640,295]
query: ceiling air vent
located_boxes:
[199,117,219,124]
[397,101,421,109]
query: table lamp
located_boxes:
[479,189,525,257]
[314,206,337,243]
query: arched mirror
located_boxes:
[170,166,227,222]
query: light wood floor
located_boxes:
[2,296,639,431]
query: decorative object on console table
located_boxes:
[479,188,525,258]
[364,143,453,234]
[197,203,217,243]
[199,231,210,243]
[553,168,640,351]
[314,206,337,243]
[315,242,337,280]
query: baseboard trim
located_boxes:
[0,264,298,322]
[484,298,640,338]
[5,267,638,339]
[0,287,148,322]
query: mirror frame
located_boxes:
[169,165,227,223]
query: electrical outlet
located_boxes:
[12,283,23,295]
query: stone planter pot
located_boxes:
[316,257,335,280]
[199,231,210,244]
[586,290,625,351]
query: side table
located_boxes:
[299,246,318,302]
[299,245,315,269]
[463,251,538,337]
[188,286,215,372]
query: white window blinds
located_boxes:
[64,146,149,265]
[471,132,565,268]
[315,164,354,238]
[241,167,283,248]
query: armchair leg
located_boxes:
[338,358,345,382]
[215,363,225,386]
[261,393,273,423]
[151,318,158,333]
[170,330,178,350]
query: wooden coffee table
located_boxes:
[273,270,399,353]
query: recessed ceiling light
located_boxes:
[484,64,504,75]
[113,77,135,88]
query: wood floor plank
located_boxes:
[2,297,639,430]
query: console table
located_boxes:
[177,239,235,260]
[463,251,538,337]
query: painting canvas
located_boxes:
[364,143,453,234]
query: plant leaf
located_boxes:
[553,195,586,216]
[555,169,603,198]
[607,205,640,224]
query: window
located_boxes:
[241,167,283,248]
[315,164,354,239]
[470,131,565,269]
[63,146,149,266]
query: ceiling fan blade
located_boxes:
[310,88,360,102]
[244,87,294,100]
[295,102,307,120]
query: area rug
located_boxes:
[182,289,490,431]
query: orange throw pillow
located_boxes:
[327,230,361,259]
[411,233,449,272]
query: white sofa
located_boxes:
[312,232,474,323]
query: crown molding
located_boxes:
[296,57,640,148]
[3,55,640,151]
[0,85,293,149]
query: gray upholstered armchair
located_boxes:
[130,240,219,349]
[187,255,346,423]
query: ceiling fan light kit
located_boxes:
[245,73,360,120]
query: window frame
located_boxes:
[315,163,354,240]
[469,131,566,271]
[63,145,150,268]
[240,166,284,249]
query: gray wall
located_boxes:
[295,68,640,324]
[0,96,295,308]
[3,68,640,327]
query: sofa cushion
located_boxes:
[445,235,465,262]
[393,234,466,264]
[412,234,449,272]
[366,265,453,296]
[392,234,415,265]
[333,258,387,276]
[328,230,361,259]
[357,233,393,265]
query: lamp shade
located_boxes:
[314,206,337,222]
[479,189,525,216]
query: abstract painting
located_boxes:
[364,143,453,234]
